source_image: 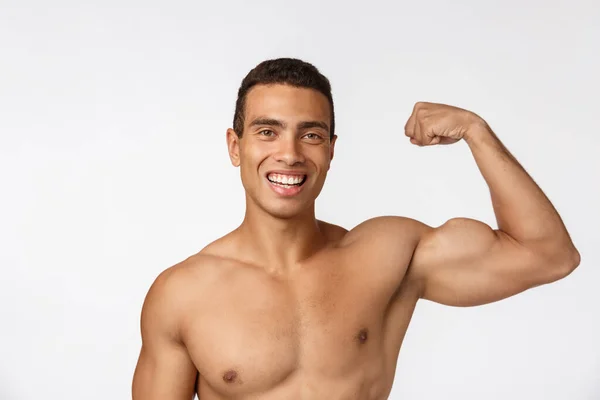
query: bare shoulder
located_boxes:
[341,216,432,248]
[141,252,228,336]
[334,216,435,289]
[148,253,223,298]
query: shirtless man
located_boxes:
[132,58,580,399]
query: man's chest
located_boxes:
[183,259,404,396]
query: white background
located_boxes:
[1,0,599,399]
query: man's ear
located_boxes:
[328,134,337,170]
[226,128,241,167]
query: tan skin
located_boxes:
[132,84,580,399]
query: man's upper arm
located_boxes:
[132,268,198,400]
[407,217,572,307]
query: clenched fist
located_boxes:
[404,102,487,146]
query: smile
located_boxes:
[267,173,307,188]
[266,172,308,197]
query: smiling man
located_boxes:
[132,58,580,399]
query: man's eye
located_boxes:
[259,130,275,137]
[304,133,320,140]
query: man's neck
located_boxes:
[235,202,327,272]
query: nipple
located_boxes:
[222,369,238,383]
[357,328,368,344]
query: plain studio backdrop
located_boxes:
[1,0,599,399]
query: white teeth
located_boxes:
[268,173,305,185]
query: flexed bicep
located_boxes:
[407,218,566,307]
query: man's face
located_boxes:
[227,84,336,219]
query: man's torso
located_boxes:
[170,218,424,399]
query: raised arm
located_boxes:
[132,268,198,399]
[404,102,580,307]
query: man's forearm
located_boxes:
[464,119,579,261]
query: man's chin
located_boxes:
[266,208,307,220]
[261,201,313,220]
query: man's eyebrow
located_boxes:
[248,117,287,128]
[297,121,329,132]
[248,117,329,132]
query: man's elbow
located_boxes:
[543,244,581,283]
[561,245,581,276]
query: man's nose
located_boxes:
[274,136,305,166]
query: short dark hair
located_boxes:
[233,58,335,139]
